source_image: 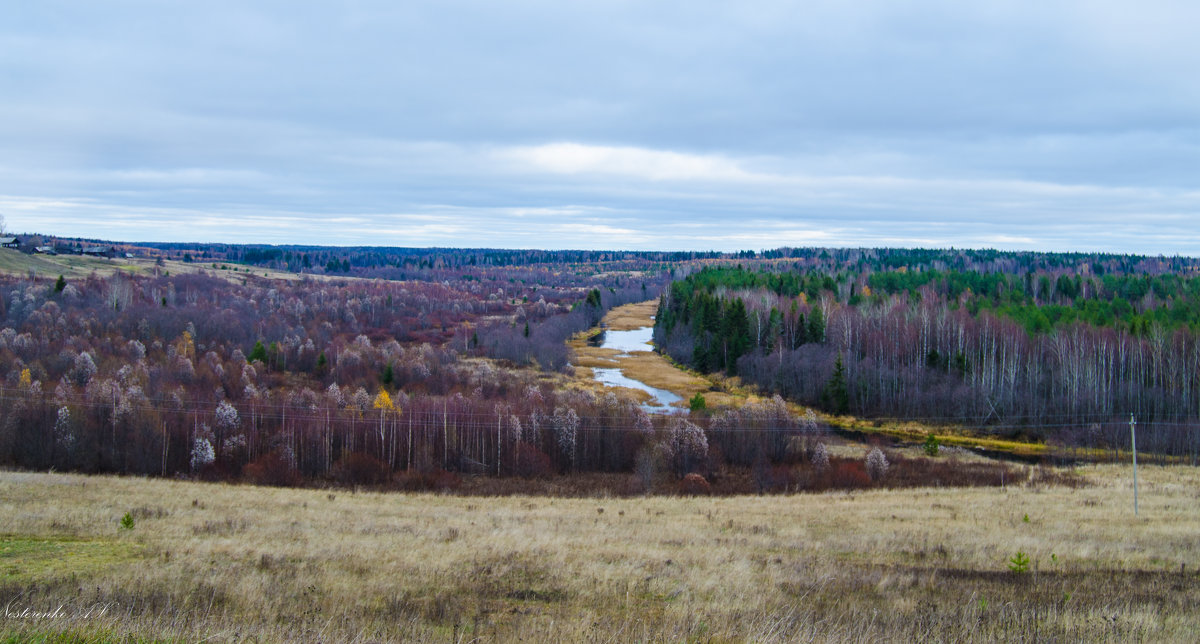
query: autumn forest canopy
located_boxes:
[2,244,1200,492]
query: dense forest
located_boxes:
[655,252,1200,460]
[5,244,1200,490]
[0,253,829,490]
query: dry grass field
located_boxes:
[2,465,1198,642]
[0,248,353,283]
[0,249,130,279]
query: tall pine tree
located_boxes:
[822,353,849,414]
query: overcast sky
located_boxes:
[2,1,1199,253]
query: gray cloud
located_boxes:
[2,1,1198,253]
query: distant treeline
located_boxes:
[667,262,1200,336]
[137,243,722,276]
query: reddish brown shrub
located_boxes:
[394,468,462,492]
[243,449,302,487]
[680,473,711,495]
[753,455,796,492]
[195,461,233,483]
[880,454,1036,489]
[332,452,390,486]
[828,459,871,489]
[430,469,461,491]
[512,442,553,479]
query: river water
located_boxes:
[588,326,682,413]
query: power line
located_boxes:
[5,390,1200,436]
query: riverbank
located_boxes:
[569,300,744,410]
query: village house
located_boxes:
[83,245,116,258]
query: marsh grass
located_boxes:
[597,300,660,331]
[570,300,747,410]
[2,465,1198,641]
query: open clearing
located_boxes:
[0,247,350,283]
[2,466,1198,641]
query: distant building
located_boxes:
[34,246,57,255]
[83,245,115,258]
[0,236,18,249]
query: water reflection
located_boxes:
[588,326,654,353]
[591,367,681,411]
[588,326,680,412]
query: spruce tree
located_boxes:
[822,353,849,414]
[248,340,267,363]
[807,306,825,343]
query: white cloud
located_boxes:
[499,143,759,182]
[981,235,1038,246]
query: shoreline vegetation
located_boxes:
[3,465,1197,642]
[570,300,728,410]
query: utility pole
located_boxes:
[1131,414,1139,517]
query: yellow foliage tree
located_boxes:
[372,389,401,463]
[18,368,32,390]
[175,331,195,360]
[373,389,395,412]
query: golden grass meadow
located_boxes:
[3,464,1199,642]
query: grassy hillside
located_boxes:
[0,247,350,282]
[0,248,127,279]
[2,466,1197,641]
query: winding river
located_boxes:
[588,325,682,413]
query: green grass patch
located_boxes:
[0,535,141,584]
[0,250,130,279]
[0,628,131,644]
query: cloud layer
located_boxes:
[2,1,1198,252]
